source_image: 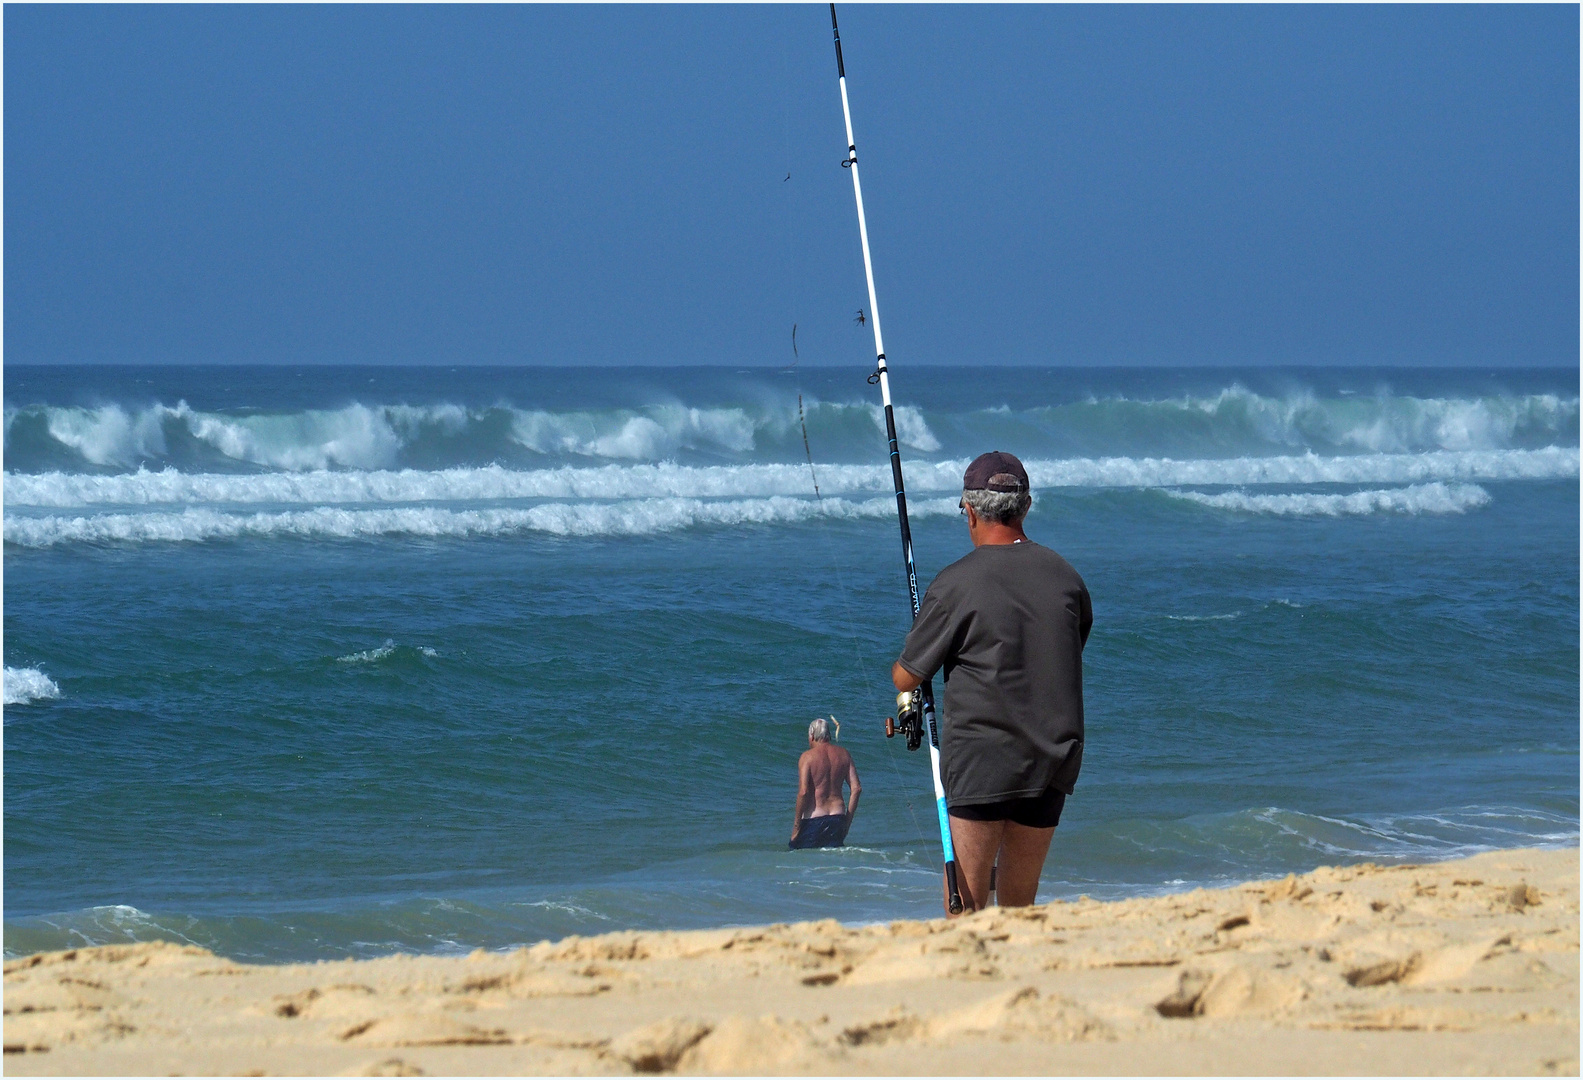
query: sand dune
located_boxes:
[4,846,1576,1076]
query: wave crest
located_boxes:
[3,667,61,705]
[1062,385,1580,455]
[2,496,961,547]
[6,387,1572,475]
[1165,482,1491,517]
[4,398,947,473]
[4,448,1573,509]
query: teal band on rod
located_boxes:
[936,797,955,863]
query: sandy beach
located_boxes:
[4,846,1575,1077]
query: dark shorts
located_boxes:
[949,788,1066,829]
[789,814,849,850]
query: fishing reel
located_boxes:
[884,689,924,752]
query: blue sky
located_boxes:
[5,4,1577,367]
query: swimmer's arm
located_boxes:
[844,756,861,823]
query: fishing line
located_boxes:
[796,407,934,866]
[794,388,933,859]
[776,29,933,867]
[797,395,821,499]
[828,3,961,911]
[785,371,932,865]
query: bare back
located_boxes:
[797,742,858,819]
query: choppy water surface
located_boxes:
[5,365,1577,962]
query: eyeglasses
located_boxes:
[958,500,967,516]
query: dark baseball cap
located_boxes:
[963,451,1029,492]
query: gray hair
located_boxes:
[808,716,840,743]
[962,487,1032,525]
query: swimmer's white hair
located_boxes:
[808,715,840,742]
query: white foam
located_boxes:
[1165,482,1491,517]
[9,399,947,469]
[508,405,760,459]
[2,496,961,547]
[16,401,408,470]
[337,641,439,663]
[42,405,168,466]
[1025,446,1577,489]
[4,666,61,705]
[1108,385,1578,453]
[6,398,952,471]
[8,389,1573,477]
[5,447,1574,509]
[338,641,397,664]
[177,402,405,470]
[886,405,941,452]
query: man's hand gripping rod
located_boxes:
[831,2,962,915]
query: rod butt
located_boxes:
[945,860,963,915]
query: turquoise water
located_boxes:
[4,364,1577,962]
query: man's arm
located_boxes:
[792,755,813,837]
[844,755,862,822]
[892,660,924,692]
[894,585,950,693]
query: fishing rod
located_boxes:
[829,3,963,916]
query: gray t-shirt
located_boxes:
[897,540,1092,805]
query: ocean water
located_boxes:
[4,364,1577,963]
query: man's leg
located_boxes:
[992,822,1056,906]
[945,815,1005,914]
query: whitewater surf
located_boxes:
[5,362,1576,961]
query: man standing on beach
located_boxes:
[892,451,1091,913]
[789,717,861,849]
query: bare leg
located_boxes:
[945,815,1005,914]
[992,822,1056,906]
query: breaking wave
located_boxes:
[3,387,1573,474]
[5,382,1572,547]
[1044,385,1578,455]
[1165,482,1492,517]
[3,667,61,705]
[5,448,1574,509]
[2,399,941,472]
[3,496,962,547]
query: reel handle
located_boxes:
[884,716,896,738]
